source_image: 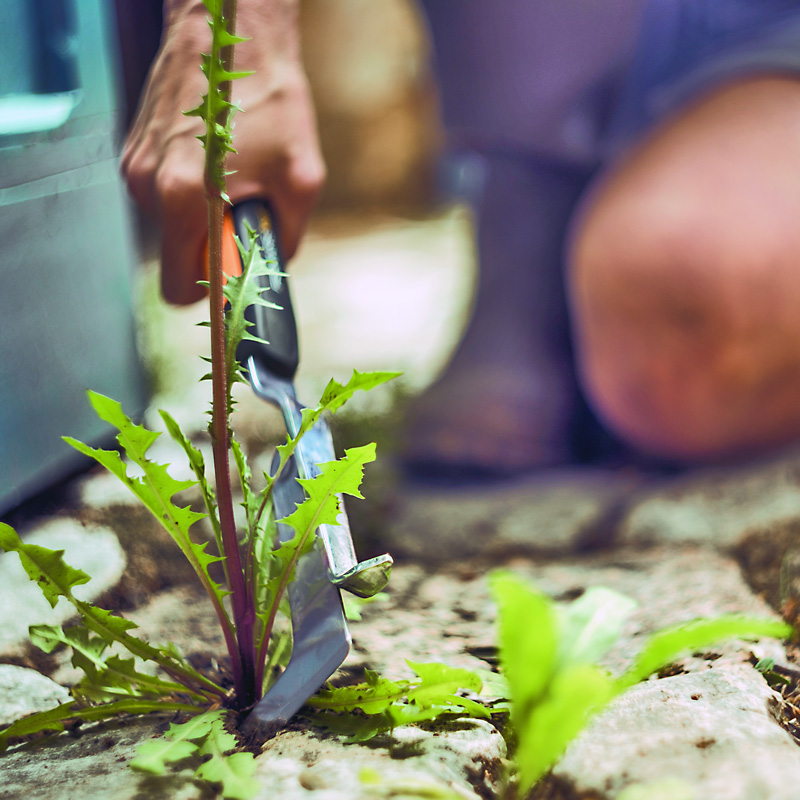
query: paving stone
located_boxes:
[619,449,800,550]
[386,467,643,563]
[254,721,504,799]
[0,519,126,654]
[551,664,800,800]
[0,549,792,799]
[0,717,204,800]
[0,666,70,727]
[344,548,785,684]
[0,713,499,800]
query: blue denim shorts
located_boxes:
[421,0,800,169]
[609,0,800,160]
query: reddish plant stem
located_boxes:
[207,194,253,705]
[206,0,258,707]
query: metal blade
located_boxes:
[242,448,350,739]
[227,201,389,736]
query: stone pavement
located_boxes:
[4,211,800,799]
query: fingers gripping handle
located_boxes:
[222,200,300,380]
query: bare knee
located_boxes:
[568,77,800,461]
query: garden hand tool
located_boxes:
[223,200,393,738]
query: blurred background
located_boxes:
[0,0,474,513]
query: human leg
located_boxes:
[569,76,800,461]
[404,154,587,476]
[405,1,640,477]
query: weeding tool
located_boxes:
[221,200,393,738]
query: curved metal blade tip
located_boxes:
[335,554,393,598]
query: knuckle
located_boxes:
[121,151,154,209]
[290,157,326,205]
[155,158,204,215]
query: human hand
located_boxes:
[122,0,325,304]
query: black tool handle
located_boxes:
[231,200,300,380]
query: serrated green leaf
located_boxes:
[281,444,376,536]
[196,716,259,800]
[160,409,223,556]
[0,523,90,608]
[0,699,200,754]
[618,615,793,690]
[76,605,223,699]
[258,444,377,655]
[65,393,233,646]
[64,394,202,534]
[231,437,258,535]
[3,521,222,698]
[0,702,75,752]
[199,715,238,754]
[29,623,103,658]
[222,224,283,415]
[131,710,224,774]
[197,752,259,800]
[304,660,489,742]
[168,709,225,741]
[77,605,156,660]
[268,371,400,496]
[406,661,483,699]
[307,672,409,715]
[404,662,488,719]
[313,370,403,418]
[193,0,248,191]
[130,738,199,774]
[73,698,202,722]
[470,667,510,703]
[30,623,109,686]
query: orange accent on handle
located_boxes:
[203,212,243,283]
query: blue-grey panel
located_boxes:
[0,0,146,513]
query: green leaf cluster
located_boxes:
[302,660,489,742]
[131,709,259,800]
[489,571,793,798]
[0,0,401,796]
[64,392,229,633]
[0,523,222,753]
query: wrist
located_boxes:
[162,0,302,60]
[237,0,303,66]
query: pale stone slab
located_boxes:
[0,716,502,800]
[0,519,126,654]
[553,665,800,800]
[620,450,800,549]
[0,665,70,727]
[387,468,642,563]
